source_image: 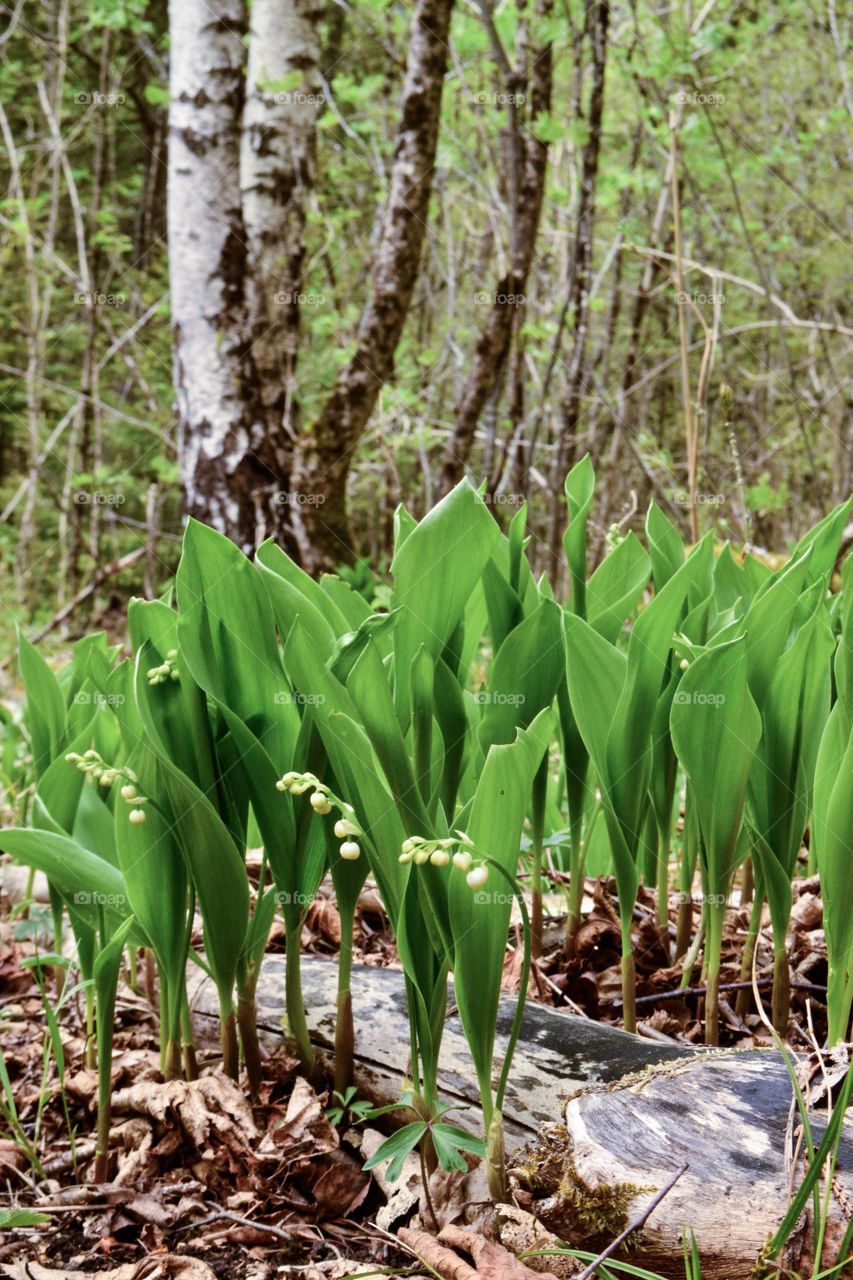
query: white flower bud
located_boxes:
[310,791,332,814]
[452,850,473,872]
[166,649,178,660]
[339,840,361,861]
[466,864,489,890]
[120,784,137,801]
[399,850,414,864]
[129,808,147,825]
[401,837,416,855]
[290,780,311,795]
[335,818,359,839]
[430,849,450,867]
[679,658,689,670]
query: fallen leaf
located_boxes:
[397,1224,560,1280]
[0,1256,218,1280]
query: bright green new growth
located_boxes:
[3,467,851,1200]
[670,639,761,1044]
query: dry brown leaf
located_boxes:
[497,1205,580,1278]
[305,897,342,946]
[0,1256,217,1280]
[111,1074,258,1152]
[398,1225,560,1280]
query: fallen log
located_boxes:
[187,954,697,1140]
[188,956,852,1277]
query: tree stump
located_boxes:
[188,956,852,1276]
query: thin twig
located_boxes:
[0,545,146,668]
[613,979,827,1009]
[572,1162,689,1280]
[170,1208,294,1242]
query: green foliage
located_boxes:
[3,463,851,1209]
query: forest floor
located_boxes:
[0,858,831,1279]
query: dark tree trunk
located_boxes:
[548,0,610,563]
[438,0,554,496]
[293,0,454,573]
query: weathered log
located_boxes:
[510,1051,853,1279]
[189,957,853,1277]
[186,954,696,1141]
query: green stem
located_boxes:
[656,815,671,933]
[237,979,263,1098]
[220,1005,239,1081]
[826,962,853,1047]
[621,948,637,1035]
[284,923,314,1072]
[734,893,763,1019]
[771,944,790,1038]
[740,855,754,907]
[165,1039,183,1080]
[619,908,636,1033]
[94,1094,111,1184]
[565,853,584,954]
[180,988,198,1080]
[84,986,96,1070]
[485,1109,508,1203]
[704,906,724,1046]
[566,800,599,953]
[530,757,548,960]
[334,910,355,1094]
[126,945,140,994]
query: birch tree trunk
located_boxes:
[168,0,269,551]
[240,0,322,555]
[293,0,454,573]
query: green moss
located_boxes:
[510,1124,651,1249]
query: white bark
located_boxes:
[240,0,321,444]
[167,0,260,543]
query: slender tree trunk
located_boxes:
[548,0,610,563]
[168,0,270,552]
[438,0,553,496]
[293,0,454,572]
[240,0,322,556]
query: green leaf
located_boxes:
[362,1121,427,1181]
[670,639,761,914]
[586,532,651,642]
[431,1121,486,1171]
[449,710,554,1109]
[645,502,685,589]
[18,631,66,778]
[391,480,500,721]
[563,455,595,617]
